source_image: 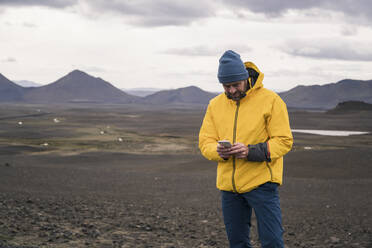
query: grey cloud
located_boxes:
[70,64,107,73]
[0,0,215,26]
[2,21,37,27]
[224,45,252,54]
[1,57,16,62]
[227,0,372,20]
[0,0,77,8]
[281,39,372,61]
[162,69,212,77]
[83,66,107,73]
[341,26,358,36]
[163,45,251,56]
[2,0,372,27]
[163,46,218,56]
[23,22,37,28]
[82,0,216,27]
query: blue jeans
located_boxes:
[221,182,284,248]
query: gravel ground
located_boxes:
[0,105,371,247]
[0,149,371,248]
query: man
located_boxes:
[199,50,293,248]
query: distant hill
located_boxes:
[15,80,42,87]
[4,70,371,108]
[279,79,372,109]
[22,70,140,103]
[328,101,372,113]
[0,73,26,102]
[122,88,164,97]
[143,86,217,104]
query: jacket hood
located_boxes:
[244,61,264,90]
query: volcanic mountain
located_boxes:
[143,86,218,104]
[279,79,372,109]
[0,73,27,102]
[22,70,139,103]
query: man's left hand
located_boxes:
[227,142,249,159]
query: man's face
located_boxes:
[223,80,248,101]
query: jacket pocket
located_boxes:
[259,182,278,192]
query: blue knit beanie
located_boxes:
[218,50,249,84]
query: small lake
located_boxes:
[292,129,370,136]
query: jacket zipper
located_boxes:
[231,101,240,193]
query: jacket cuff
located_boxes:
[247,142,271,162]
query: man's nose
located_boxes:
[228,87,236,94]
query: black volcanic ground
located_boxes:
[0,104,371,248]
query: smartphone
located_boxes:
[218,140,232,148]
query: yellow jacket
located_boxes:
[199,62,293,193]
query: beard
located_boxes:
[225,81,248,101]
[225,91,247,101]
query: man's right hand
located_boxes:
[217,144,231,160]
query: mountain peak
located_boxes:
[0,73,8,80]
[144,85,217,104]
[71,69,85,74]
[67,69,91,78]
[59,70,102,85]
[181,85,201,90]
[19,70,139,103]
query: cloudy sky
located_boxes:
[1,0,372,92]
